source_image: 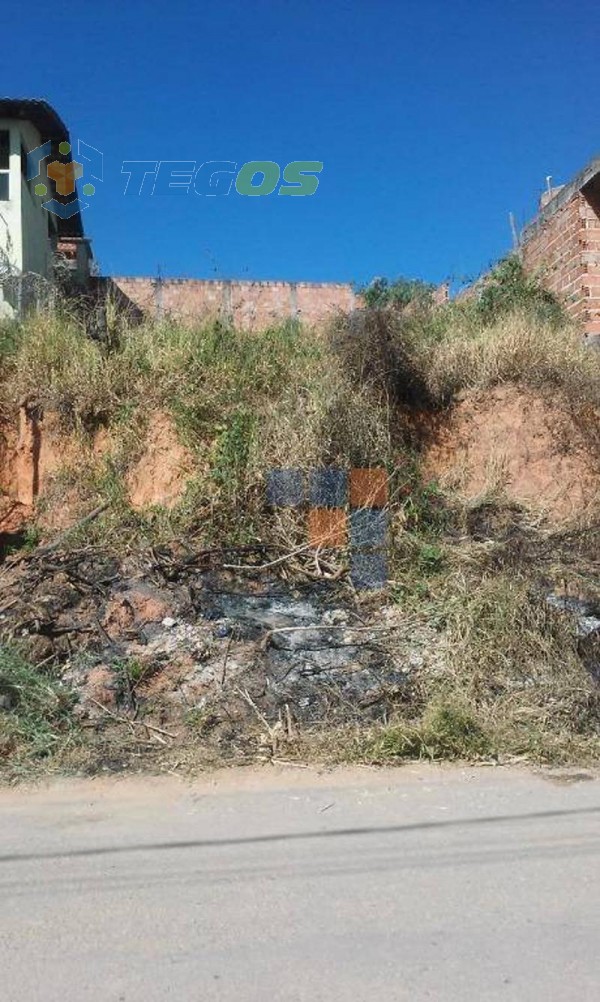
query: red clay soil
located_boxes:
[2,387,599,536]
[126,412,194,511]
[0,403,81,534]
[0,407,31,534]
[0,407,196,536]
[422,385,600,523]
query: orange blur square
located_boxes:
[350,468,388,508]
[308,508,348,548]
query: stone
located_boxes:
[322,608,349,626]
[546,594,600,638]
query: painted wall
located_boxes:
[0,119,24,273]
[18,120,55,280]
[0,118,54,280]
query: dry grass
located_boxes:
[424,310,600,406]
[330,305,600,412]
[288,566,600,767]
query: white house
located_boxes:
[0,98,93,315]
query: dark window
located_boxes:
[0,173,9,200]
[0,130,9,170]
[21,145,28,179]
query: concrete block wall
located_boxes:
[111,277,357,330]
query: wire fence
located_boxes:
[0,268,55,320]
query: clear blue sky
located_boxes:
[6,0,599,286]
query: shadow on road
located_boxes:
[1,804,599,864]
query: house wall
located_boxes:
[0,119,54,280]
[0,119,24,272]
[18,120,54,280]
[578,181,600,338]
[111,277,357,330]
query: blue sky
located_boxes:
[6,0,599,286]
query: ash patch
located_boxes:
[0,545,441,747]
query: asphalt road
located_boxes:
[0,764,598,1001]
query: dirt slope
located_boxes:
[0,407,193,536]
[3,385,600,538]
[422,385,600,522]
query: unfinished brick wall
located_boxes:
[520,162,600,337]
[579,179,600,337]
[521,192,585,323]
[111,278,357,330]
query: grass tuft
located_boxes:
[0,646,77,763]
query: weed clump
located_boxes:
[0,645,77,762]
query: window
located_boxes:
[0,130,9,170]
[0,130,9,200]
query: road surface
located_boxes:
[0,764,598,1000]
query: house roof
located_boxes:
[0,98,70,143]
[521,155,600,245]
[0,97,84,238]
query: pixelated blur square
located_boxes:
[349,467,388,508]
[308,508,348,548]
[309,467,347,508]
[350,551,387,590]
[267,468,305,507]
[350,509,388,550]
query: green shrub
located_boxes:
[361,276,435,309]
[474,255,565,326]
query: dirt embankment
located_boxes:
[0,406,193,541]
[422,385,600,522]
[2,385,600,543]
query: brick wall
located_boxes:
[519,160,600,337]
[111,277,357,330]
[521,191,586,324]
[579,179,600,337]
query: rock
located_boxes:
[322,608,349,626]
[161,616,177,629]
[214,622,231,638]
[577,616,600,639]
[546,594,593,616]
[546,593,600,638]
